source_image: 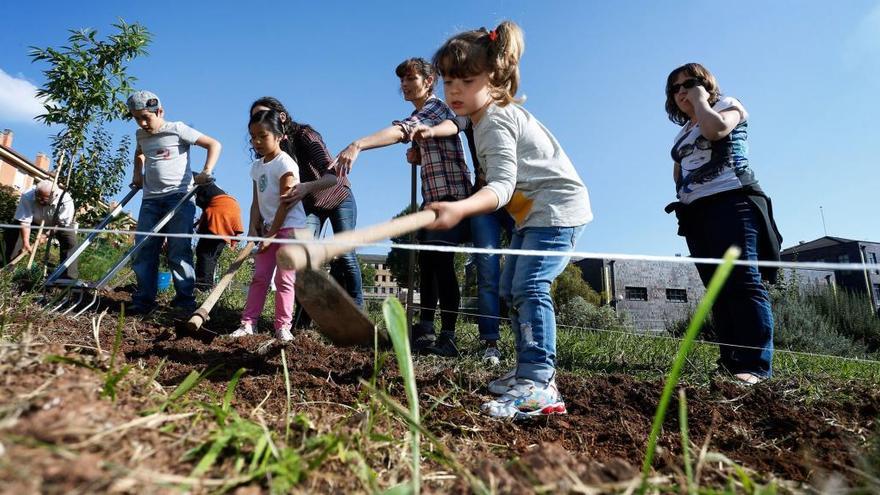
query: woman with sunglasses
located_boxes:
[664,63,783,385]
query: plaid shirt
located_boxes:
[393,96,472,203]
[281,125,352,213]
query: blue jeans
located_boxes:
[501,225,585,384]
[685,194,774,377]
[470,210,514,341]
[306,191,363,307]
[132,193,196,309]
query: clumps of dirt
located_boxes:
[2,298,879,493]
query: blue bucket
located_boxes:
[157,271,172,292]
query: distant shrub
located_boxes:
[0,184,18,224]
[772,286,870,357]
[551,263,602,308]
[557,296,629,331]
[802,287,880,352]
[666,284,877,358]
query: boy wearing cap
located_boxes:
[127,90,222,314]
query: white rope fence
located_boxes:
[3,222,877,272]
[4,222,879,367]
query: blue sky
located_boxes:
[2,1,878,256]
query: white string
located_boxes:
[406,304,880,366]
[12,218,875,366]
[4,222,877,272]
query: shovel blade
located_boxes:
[294,269,382,347]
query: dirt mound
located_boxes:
[2,301,878,493]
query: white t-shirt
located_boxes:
[14,187,75,227]
[136,121,202,198]
[673,96,753,204]
[249,151,307,230]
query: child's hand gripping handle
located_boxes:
[276,210,438,271]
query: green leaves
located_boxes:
[29,20,151,226]
[382,297,421,494]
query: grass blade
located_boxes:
[382,297,420,495]
[679,389,694,494]
[223,368,246,413]
[640,246,740,491]
[281,348,292,443]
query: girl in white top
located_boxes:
[232,109,308,341]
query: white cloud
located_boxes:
[844,4,880,70]
[0,68,46,124]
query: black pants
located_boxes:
[2,222,78,279]
[194,237,226,290]
[417,250,460,334]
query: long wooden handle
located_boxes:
[276,210,437,271]
[186,241,256,331]
[2,252,28,271]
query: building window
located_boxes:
[625,286,648,301]
[838,254,850,263]
[874,284,880,304]
[666,288,688,303]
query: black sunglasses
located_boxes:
[670,78,705,94]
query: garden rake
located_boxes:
[47,185,202,317]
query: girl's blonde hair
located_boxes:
[433,21,525,106]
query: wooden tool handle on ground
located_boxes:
[3,251,27,269]
[186,241,255,331]
[276,210,437,271]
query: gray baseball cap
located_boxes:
[127,90,161,113]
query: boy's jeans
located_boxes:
[500,225,585,384]
[132,193,196,309]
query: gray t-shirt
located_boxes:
[14,187,75,227]
[136,121,202,198]
[473,103,592,229]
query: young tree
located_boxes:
[28,21,151,261]
[359,257,377,288]
[551,262,602,308]
[386,204,419,288]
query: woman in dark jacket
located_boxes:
[665,63,782,384]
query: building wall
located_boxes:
[781,241,880,311]
[575,258,706,331]
[611,259,706,331]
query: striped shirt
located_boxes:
[393,96,472,203]
[282,125,351,213]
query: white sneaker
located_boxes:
[481,378,567,419]
[482,346,502,366]
[487,368,517,395]
[230,322,254,337]
[275,324,294,342]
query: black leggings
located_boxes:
[194,237,226,290]
[418,250,460,334]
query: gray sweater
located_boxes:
[473,103,592,229]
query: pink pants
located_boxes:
[241,228,296,330]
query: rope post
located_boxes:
[406,154,418,340]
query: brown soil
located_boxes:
[1,293,878,494]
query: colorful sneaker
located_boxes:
[230,322,255,338]
[487,368,517,395]
[275,324,294,342]
[481,346,502,366]
[481,378,567,419]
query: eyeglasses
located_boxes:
[669,78,704,94]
